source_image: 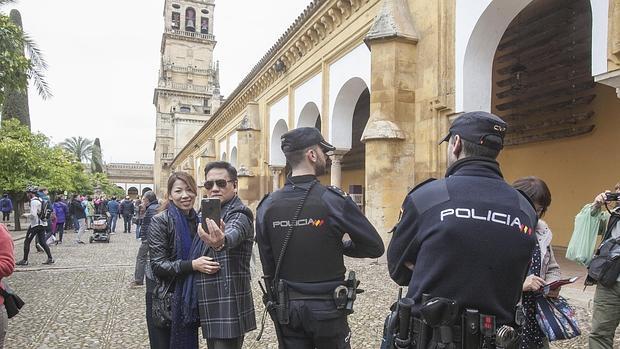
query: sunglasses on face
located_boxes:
[204,179,234,190]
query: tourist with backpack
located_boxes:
[16,186,54,266]
[53,196,69,244]
[0,194,12,224]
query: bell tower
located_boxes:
[153,0,223,196]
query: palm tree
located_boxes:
[0,0,52,101]
[61,136,93,163]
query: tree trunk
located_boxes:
[13,197,21,231]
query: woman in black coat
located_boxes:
[147,172,219,349]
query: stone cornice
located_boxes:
[172,0,374,167]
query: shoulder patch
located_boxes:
[407,178,437,195]
[327,185,348,198]
[257,193,270,209]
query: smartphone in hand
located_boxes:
[201,198,221,232]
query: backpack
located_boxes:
[35,198,53,222]
[586,236,620,288]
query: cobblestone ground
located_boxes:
[4,224,619,348]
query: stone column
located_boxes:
[329,149,349,189]
[270,166,284,191]
[199,139,217,198]
[236,103,262,208]
[363,0,418,244]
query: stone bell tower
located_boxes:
[153,0,223,197]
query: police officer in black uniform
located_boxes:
[386,111,537,348]
[256,127,385,349]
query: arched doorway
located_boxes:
[297,102,321,130]
[330,77,370,209]
[142,187,152,195]
[230,147,238,167]
[488,0,620,247]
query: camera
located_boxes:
[605,192,620,201]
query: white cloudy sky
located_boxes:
[1,0,310,164]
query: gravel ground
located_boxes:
[3,226,619,348]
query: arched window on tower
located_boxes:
[171,12,180,29]
[201,17,209,34]
[185,8,196,32]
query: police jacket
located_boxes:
[387,157,537,326]
[120,200,134,216]
[256,175,384,284]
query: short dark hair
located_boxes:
[204,161,237,181]
[512,176,551,216]
[143,190,157,203]
[450,135,500,159]
[284,145,317,168]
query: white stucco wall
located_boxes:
[328,44,371,148]
[294,73,322,128]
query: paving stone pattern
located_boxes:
[4,224,619,348]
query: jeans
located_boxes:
[1,212,9,222]
[110,214,118,232]
[56,222,65,242]
[134,240,148,283]
[23,225,52,260]
[72,217,80,233]
[123,215,132,233]
[589,281,620,349]
[75,218,87,242]
[136,222,142,239]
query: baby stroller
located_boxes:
[89,213,111,243]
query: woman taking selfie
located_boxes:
[148,172,220,348]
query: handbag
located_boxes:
[534,296,580,341]
[0,281,25,319]
[152,278,174,328]
[586,237,620,287]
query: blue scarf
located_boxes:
[168,203,202,349]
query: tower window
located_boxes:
[185,7,196,32]
[171,12,180,29]
[172,4,180,9]
[201,9,209,14]
[180,106,191,113]
[201,17,209,34]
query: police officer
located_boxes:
[386,111,537,347]
[256,127,385,349]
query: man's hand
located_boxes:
[593,191,611,208]
[522,275,545,292]
[191,256,220,274]
[198,218,226,249]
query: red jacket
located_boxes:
[0,224,15,305]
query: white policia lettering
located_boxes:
[440,208,522,227]
[272,218,322,228]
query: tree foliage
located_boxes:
[0,5,51,115]
[0,120,121,229]
[1,10,31,129]
[91,137,103,173]
[60,136,93,163]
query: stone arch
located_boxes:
[142,187,152,195]
[330,77,369,149]
[458,0,607,112]
[230,147,238,167]
[270,119,288,166]
[221,152,227,161]
[297,102,321,129]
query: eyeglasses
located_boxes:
[204,179,234,190]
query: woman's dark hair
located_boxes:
[54,196,61,203]
[160,172,197,212]
[204,161,237,181]
[512,176,551,216]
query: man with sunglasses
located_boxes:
[195,161,256,349]
[256,127,384,349]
